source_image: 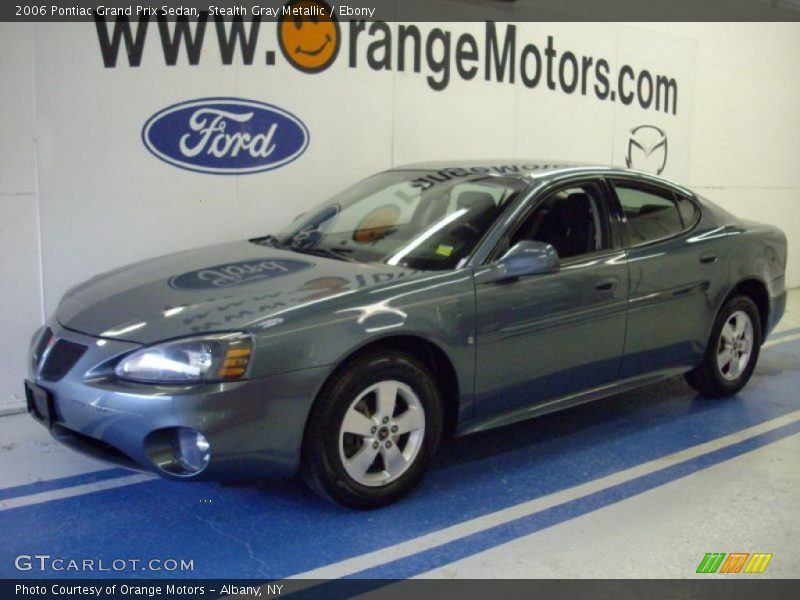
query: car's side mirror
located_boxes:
[475,240,560,283]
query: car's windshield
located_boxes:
[269,171,527,270]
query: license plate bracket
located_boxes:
[25,380,54,428]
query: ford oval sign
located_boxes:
[142,98,309,175]
[169,258,313,290]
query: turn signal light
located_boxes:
[216,347,252,379]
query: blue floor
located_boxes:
[2,337,799,580]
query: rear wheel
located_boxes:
[301,351,443,509]
[685,295,762,397]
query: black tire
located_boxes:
[301,351,443,509]
[685,295,762,398]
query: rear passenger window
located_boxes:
[676,195,700,228]
[612,181,685,246]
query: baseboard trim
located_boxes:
[0,401,27,417]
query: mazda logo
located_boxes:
[625,124,668,175]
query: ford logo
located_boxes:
[142,98,310,175]
[169,258,313,290]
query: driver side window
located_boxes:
[509,182,608,260]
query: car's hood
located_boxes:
[57,240,418,344]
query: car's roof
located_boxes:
[389,159,592,179]
[388,159,693,195]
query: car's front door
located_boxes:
[472,178,629,420]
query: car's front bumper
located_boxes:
[26,321,326,480]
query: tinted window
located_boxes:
[612,181,683,245]
[510,182,608,260]
[275,171,525,271]
[676,195,700,228]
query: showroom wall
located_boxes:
[0,17,798,411]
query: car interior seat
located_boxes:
[630,203,681,241]
[454,191,499,237]
[530,192,595,258]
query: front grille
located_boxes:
[52,424,139,469]
[40,339,87,381]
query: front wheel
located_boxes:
[685,295,762,398]
[301,351,443,509]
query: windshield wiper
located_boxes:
[251,234,354,262]
[286,246,354,262]
[250,234,285,248]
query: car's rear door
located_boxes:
[606,176,727,378]
[472,177,629,420]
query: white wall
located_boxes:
[633,23,800,284]
[0,20,797,410]
[0,23,43,413]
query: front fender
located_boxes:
[247,269,477,419]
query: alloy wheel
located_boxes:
[338,380,426,487]
[716,310,754,381]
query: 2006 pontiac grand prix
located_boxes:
[26,161,787,508]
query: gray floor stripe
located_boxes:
[0,474,154,511]
[284,408,800,580]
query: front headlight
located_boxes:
[115,333,253,383]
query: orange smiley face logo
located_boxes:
[278,0,340,73]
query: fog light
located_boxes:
[144,427,211,476]
[176,428,210,474]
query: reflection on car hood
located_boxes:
[57,240,418,344]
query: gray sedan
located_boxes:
[26,161,787,508]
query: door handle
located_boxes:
[595,278,616,291]
[700,253,718,264]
